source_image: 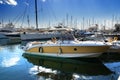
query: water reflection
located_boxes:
[0,39,9,45]
[99,53,120,63]
[99,53,120,80]
[0,44,36,80]
[0,45,23,67]
[0,38,21,46]
[1,57,20,67]
[23,53,113,80]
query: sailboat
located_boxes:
[20,0,70,41]
[106,37,120,53]
[20,26,72,41]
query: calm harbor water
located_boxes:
[0,39,120,80]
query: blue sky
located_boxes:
[0,0,120,29]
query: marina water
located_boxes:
[0,39,120,80]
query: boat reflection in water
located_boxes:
[23,53,113,80]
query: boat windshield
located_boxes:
[59,32,74,41]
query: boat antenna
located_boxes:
[35,0,39,30]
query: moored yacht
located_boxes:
[22,34,110,58]
[0,22,20,38]
[20,26,73,41]
[107,40,120,53]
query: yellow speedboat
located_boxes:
[23,37,110,58]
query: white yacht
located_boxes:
[20,27,73,41]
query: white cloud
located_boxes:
[5,0,17,6]
[41,0,46,2]
[0,0,3,4]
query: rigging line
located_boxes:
[46,0,54,22]
[14,5,27,26]
[20,6,28,28]
[47,0,58,22]
[14,13,25,26]
[39,0,53,27]
[12,9,27,25]
[14,1,29,26]
[12,0,29,25]
[11,12,22,24]
[26,0,30,28]
[37,0,44,25]
[37,0,51,27]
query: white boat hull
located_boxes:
[24,52,102,58]
[20,32,61,40]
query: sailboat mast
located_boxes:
[2,19,4,27]
[35,0,38,30]
[27,15,30,28]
